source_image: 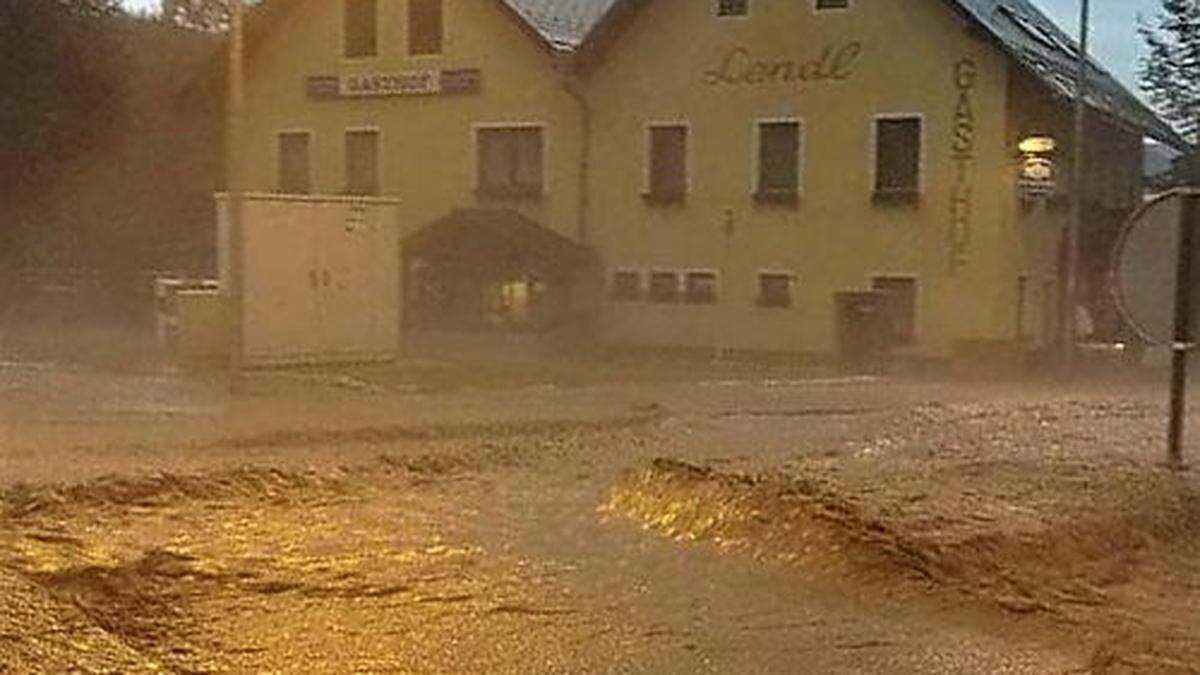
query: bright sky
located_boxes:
[119,0,1161,93]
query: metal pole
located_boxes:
[1062,0,1090,370]
[1168,185,1199,470]
[226,0,245,389]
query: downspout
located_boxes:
[559,54,596,344]
[561,67,592,245]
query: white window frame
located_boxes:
[643,120,692,200]
[714,0,751,19]
[682,268,721,305]
[870,113,926,197]
[756,268,798,309]
[608,268,645,301]
[647,268,683,303]
[470,122,550,197]
[341,0,381,63]
[752,117,805,198]
[343,125,385,196]
[813,0,853,14]
[868,273,920,344]
[275,128,316,195]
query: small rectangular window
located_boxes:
[757,273,794,308]
[757,121,801,202]
[648,272,680,303]
[344,0,378,59]
[647,125,687,203]
[716,0,749,17]
[277,132,311,195]
[815,0,850,10]
[408,0,443,56]
[345,129,380,196]
[684,272,718,304]
[874,117,922,199]
[871,276,917,345]
[610,271,642,302]
[477,127,544,199]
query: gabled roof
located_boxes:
[949,0,1186,149]
[404,208,593,278]
[503,0,620,51]
[507,0,1185,149]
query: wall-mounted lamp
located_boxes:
[1018,135,1057,155]
[1018,134,1057,199]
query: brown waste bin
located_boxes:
[834,291,892,372]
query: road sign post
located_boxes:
[1114,188,1200,471]
[1168,192,1199,469]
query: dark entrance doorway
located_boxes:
[401,209,594,335]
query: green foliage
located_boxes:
[161,0,230,32]
[0,0,129,268]
[1140,0,1200,144]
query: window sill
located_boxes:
[871,190,921,207]
[476,187,545,203]
[756,299,793,309]
[642,192,687,206]
[753,190,800,207]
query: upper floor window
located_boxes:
[344,0,378,59]
[345,129,380,196]
[409,0,444,56]
[716,0,749,18]
[756,120,802,203]
[477,126,544,200]
[874,116,922,202]
[277,132,312,195]
[815,0,851,11]
[646,124,688,204]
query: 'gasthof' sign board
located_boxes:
[306,68,482,99]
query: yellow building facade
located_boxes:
[233,0,1177,358]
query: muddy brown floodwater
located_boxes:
[2,360,1199,673]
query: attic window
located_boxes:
[409,0,444,56]
[716,0,749,18]
[344,0,378,59]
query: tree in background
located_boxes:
[1140,0,1200,144]
[161,0,229,31]
[0,0,127,277]
[160,0,261,31]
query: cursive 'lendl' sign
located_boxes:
[703,43,863,87]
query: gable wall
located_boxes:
[237,0,583,241]
[582,0,1020,355]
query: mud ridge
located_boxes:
[605,457,1200,613]
[207,413,664,452]
[1,466,346,519]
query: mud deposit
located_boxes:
[0,443,1080,674]
[4,366,1200,673]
